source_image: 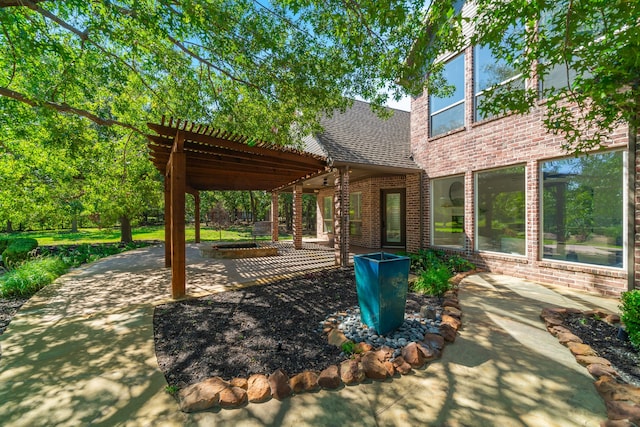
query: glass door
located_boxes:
[381,189,406,247]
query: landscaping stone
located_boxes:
[588,364,620,379]
[247,374,271,403]
[423,333,445,350]
[441,314,461,330]
[230,377,248,389]
[557,332,583,344]
[290,371,319,393]
[402,342,426,368]
[340,359,365,385]
[268,369,292,400]
[439,324,457,342]
[392,356,412,375]
[361,351,388,380]
[576,355,613,367]
[178,377,229,412]
[595,376,640,405]
[548,325,573,336]
[318,365,341,389]
[567,342,597,357]
[328,329,349,347]
[383,361,396,377]
[605,401,640,423]
[443,306,462,319]
[219,386,248,408]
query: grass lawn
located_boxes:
[1,225,294,246]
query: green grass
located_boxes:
[0,225,294,246]
[0,257,69,297]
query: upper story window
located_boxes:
[474,23,525,121]
[429,53,465,137]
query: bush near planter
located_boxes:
[406,249,476,296]
[620,290,640,349]
[2,238,38,268]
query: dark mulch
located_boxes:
[153,268,437,388]
[563,313,640,387]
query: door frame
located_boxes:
[381,188,406,248]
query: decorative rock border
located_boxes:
[176,270,479,413]
[540,307,640,426]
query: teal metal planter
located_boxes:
[354,252,410,335]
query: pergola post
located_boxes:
[271,191,279,241]
[293,185,303,249]
[164,178,171,268]
[193,191,201,244]
[170,131,186,299]
[334,166,350,267]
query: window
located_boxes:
[474,23,525,121]
[349,192,362,236]
[432,176,465,247]
[429,53,465,137]
[542,151,624,268]
[323,196,333,233]
[540,62,578,94]
[476,166,526,255]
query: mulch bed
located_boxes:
[153,267,438,388]
[563,313,640,387]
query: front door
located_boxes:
[381,189,406,247]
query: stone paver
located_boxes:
[0,245,619,426]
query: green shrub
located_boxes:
[412,265,452,296]
[0,236,15,254]
[2,238,38,268]
[0,257,68,297]
[447,254,475,273]
[620,290,640,349]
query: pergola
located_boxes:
[146,117,328,298]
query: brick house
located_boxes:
[299,100,423,266]
[303,71,632,296]
[406,4,633,296]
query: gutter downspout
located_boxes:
[628,122,637,291]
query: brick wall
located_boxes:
[315,174,422,251]
[411,45,631,296]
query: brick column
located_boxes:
[292,185,303,249]
[334,167,350,266]
[406,173,421,253]
[271,191,279,242]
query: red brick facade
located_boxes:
[410,45,632,296]
[316,173,422,254]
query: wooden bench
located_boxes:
[251,221,272,241]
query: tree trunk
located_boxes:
[249,190,257,222]
[120,216,133,243]
[71,217,78,233]
[6,220,12,233]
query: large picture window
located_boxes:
[432,176,465,247]
[476,166,526,255]
[323,196,333,233]
[429,53,465,137]
[350,192,362,236]
[542,151,624,268]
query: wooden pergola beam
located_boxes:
[170,131,186,299]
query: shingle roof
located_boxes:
[303,100,419,170]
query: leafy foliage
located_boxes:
[620,290,640,349]
[0,256,68,297]
[407,249,475,296]
[1,237,38,267]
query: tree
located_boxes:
[0,0,388,146]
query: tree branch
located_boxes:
[0,86,145,134]
[0,0,48,7]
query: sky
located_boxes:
[386,96,411,112]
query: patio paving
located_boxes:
[0,242,617,426]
